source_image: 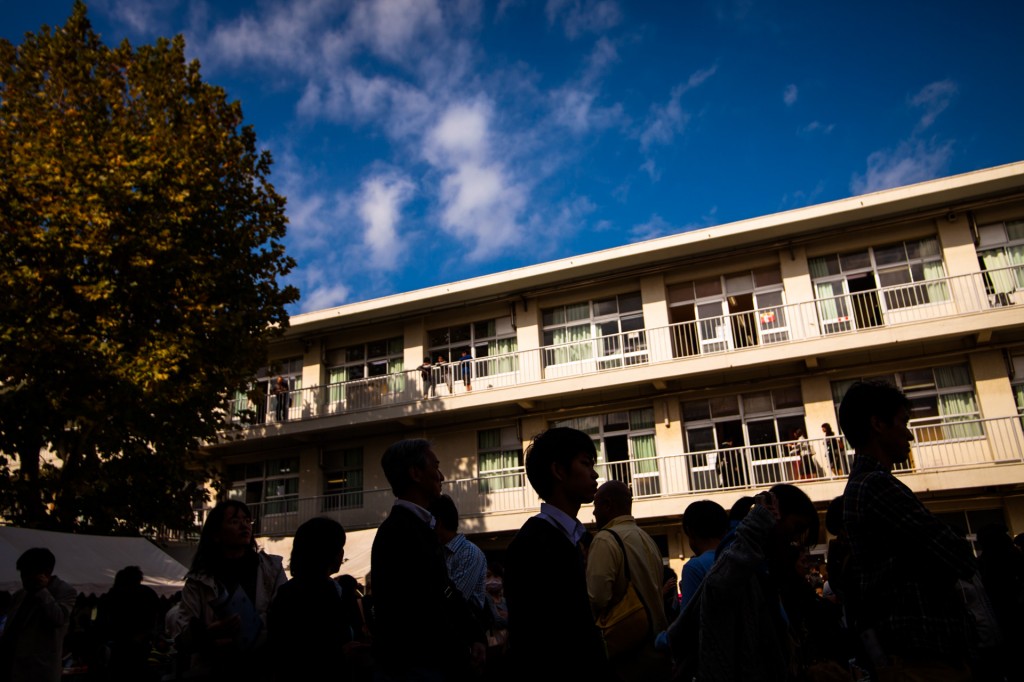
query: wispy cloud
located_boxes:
[850,140,953,195]
[638,66,715,151]
[358,173,417,271]
[545,0,622,39]
[909,79,957,131]
[799,121,835,135]
[630,208,718,241]
[549,38,624,134]
[783,84,798,106]
[299,265,352,312]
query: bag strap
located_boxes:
[601,528,653,629]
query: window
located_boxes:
[542,292,646,368]
[831,363,982,444]
[227,457,299,516]
[809,237,947,333]
[977,219,1024,305]
[429,318,518,377]
[668,267,786,356]
[321,447,363,510]
[230,357,303,424]
[478,428,524,493]
[326,337,404,408]
[552,407,660,496]
[1011,353,1024,428]
[682,387,808,489]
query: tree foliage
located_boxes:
[0,2,299,534]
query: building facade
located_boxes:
[205,162,1024,579]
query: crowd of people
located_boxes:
[1,380,1023,681]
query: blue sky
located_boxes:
[5,1,1023,313]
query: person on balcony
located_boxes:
[272,375,289,422]
[840,381,978,681]
[821,423,846,476]
[459,350,473,391]
[436,355,453,395]
[419,357,436,399]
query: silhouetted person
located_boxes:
[172,500,286,681]
[431,494,488,612]
[503,427,609,680]
[0,547,77,682]
[976,523,1024,682]
[268,516,354,681]
[841,380,976,681]
[370,439,484,680]
[679,500,729,610]
[97,565,161,682]
[695,485,819,682]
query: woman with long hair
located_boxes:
[172,500,285,681]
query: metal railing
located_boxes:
[225,267,1023,428]
[230,415,1024,536]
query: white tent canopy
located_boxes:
[0,526,188,597]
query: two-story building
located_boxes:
[205,161,1024,580]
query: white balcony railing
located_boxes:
[226,267,1023,428]
[233,415,1024,536]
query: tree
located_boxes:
[0,3,299,534]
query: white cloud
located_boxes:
[348,0,444,63]
[639,159,660,182]
[910,80,957,131]
[358,174,417,271]
[546,0,622,39]
[299,264,352,312]
[783,84,798,106]
[800,120,835,135]
[631,214,676,241]
[91,0,179,35]
[850,140,954,195]
[638,66,716,151]
[549,37,623,134]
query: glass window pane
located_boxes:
[809,255,840,278]
[978,224,1007,247]
[346,346,365,363]
[668,282,694,304]
[604,412,629,432]
[449,325,472,343]
[367,339,388,358]
[474,320,495,338]
[618,292,643,313]
[428,328,450,347]
[1007,220,1024,241]
[742,391,773,415]
[874,243,907,266]
[686,427,715,452]
[542,307,563,327]
[593,298,618,317]
[839,250,871,271]
[725,272,753,294]
[710,395,739,417]
[900,369,935,391]
[908,396,939,420]
[753,266,783,287]
[878,267,911,287]
[566,302,590,322]
[773,386,803,409]
[620,315,644,332]
[682,400,710,422]
[629,407,655,430]
[695,277,722,298]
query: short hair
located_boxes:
[113,566,143,589]
[289,517,346,579]
[729,496,756,523]
[769,483,819,546]
[430,494,460,532]
[525,427,597,501]
[838,380,911,450]
[381,439,432,495]
[16,547,56,575]
[682,500,728,540]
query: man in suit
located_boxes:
[504,427,609,679]
[370,439,485,681]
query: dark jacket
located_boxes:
[504,516,608,679]
[370,504,482,677]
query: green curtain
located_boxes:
[808,257,830,279]
[550,324,592,364]
[487,337,519,374]
[815,281,842,323]
[630,434,658,474]
[922,261,949,302]
[938,390,982,439]
[981,249,1015,294]
[388,358,405,392]
[479,449,522,492]
[328,367,346,404]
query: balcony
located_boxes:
[225,267,1023,429]
[236,415,1024,537]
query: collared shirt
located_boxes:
[536,502,587,546]
[393,499,436,530]
[843,453,976,659]
[443,534,488,609]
